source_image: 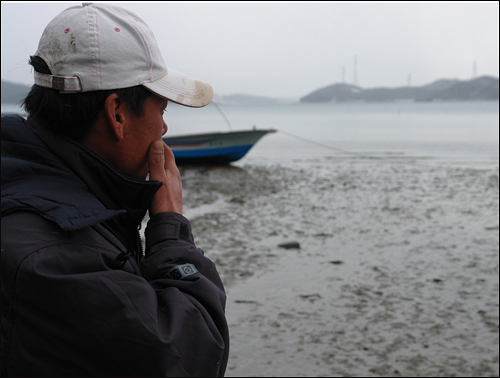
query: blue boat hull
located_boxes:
[162,129,275,165]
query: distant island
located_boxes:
[2,75,499,105]
[300,76,499,103]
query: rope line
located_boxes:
[276,128,432,166]
[277,129,369,157]
[211,101,232,131]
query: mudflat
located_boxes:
[177,157,498,377]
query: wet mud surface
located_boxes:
[179,158,499,377]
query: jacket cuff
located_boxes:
[145,212,194,250]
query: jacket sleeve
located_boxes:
[2,211,229,377]
[140,212,230,376]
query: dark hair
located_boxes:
[23,56,153,141]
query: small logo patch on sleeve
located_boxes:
[166,263,198,279]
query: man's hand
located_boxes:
[148,140,183,216]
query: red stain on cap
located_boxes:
[64,28,71,33]
[114,27,120,32]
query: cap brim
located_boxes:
[142,68,213,108]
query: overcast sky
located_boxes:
[1,1,499,99]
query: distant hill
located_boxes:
[3,76,498,105]
[1,80,31,104]
[300,76,499,103]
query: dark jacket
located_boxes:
[1,115,229,376]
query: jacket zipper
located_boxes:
[135,227,143,267]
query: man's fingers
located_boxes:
[148,140,166,181]
[163,142,177,168]
[148,140,183,215]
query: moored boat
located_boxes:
[162,129,276,165]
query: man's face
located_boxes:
[119,94,169,179]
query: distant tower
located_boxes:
[353,55,358,86]
[473,60,477,78]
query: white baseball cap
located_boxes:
[33,3,213,108]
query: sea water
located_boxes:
[3,101,499,166]
[164,100,499,167]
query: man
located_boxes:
[1,4,229,376]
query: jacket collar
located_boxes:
[28,117,162,224]
[1,115,162,231]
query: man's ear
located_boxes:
[104,93,126,141]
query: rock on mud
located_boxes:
[277,241,301,249]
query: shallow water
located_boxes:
[165,100,499,160]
